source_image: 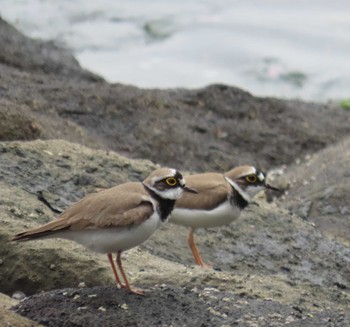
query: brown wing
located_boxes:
[175,172,230,210]
[12,182,154,241]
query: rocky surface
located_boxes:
[281,137,350,247]
[0,17,349,327]
[1,140,349,327]
[0,140,155,296]
[1,17,350,173]
[0,293,41,327]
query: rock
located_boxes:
[281,137,350,246]
[0,139,348,326]
[0,17,101,81]
[11,285,350,327]
[0,140,155,296]
[1,19,350,172]
[0,17,349,327]
[0,292,42,327]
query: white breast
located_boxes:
[50,212,162,254]
[169,200,240,229]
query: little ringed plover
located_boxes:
[12,167,197,295]
[170,165,278,267]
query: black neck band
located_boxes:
[230,187,249,210]
[144,185,176,222]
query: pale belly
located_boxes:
[169,201,240,229]
[50,213,162,253]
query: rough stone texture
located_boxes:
[0,17,349,327]
[0,293,42,327]
[12,286,350,327]
[280,137,350,247]
[0,140,348,327]
[0,18,102,82]
[0,140,155,296]
[1,17,350,173]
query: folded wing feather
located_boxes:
[12,183,154,241]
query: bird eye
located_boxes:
[165,177,178,186]
[246,174,257,183]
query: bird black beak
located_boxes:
[265,183,280,192]
[183,186,198,194]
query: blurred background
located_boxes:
[1,0,349,101]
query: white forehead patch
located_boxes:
[257,172,265,181]
[179,177,186,187]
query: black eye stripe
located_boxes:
[154,170,183,189]
[174,171,183,180]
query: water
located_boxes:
[1,0,350,101]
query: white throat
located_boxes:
[146,185,184,200]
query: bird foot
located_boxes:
[127,287,145,296]
[117,283,126,289]
[201,262,212,269]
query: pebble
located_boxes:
[269,313,283,319]
[285,315,295,323]
[98,306,107,312]
[340,206,349,215]
[208,307,224,317]
[120,303,128,310]
[203,287,219,293]
[222,297,231,302]
[12,291,26,300]
[77,306,87,311]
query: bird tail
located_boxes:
[12,220,69,242]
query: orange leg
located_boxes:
[107,253,125,288]
[188,227,211,268]
[116,251,145,296]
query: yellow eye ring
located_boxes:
[246,175,257,183]
[165,177,177,186]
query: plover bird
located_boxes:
[12,167,197,295]
[170,166,278,267]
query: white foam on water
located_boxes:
[1,0,349,100]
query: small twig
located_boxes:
[36,190,63,214]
